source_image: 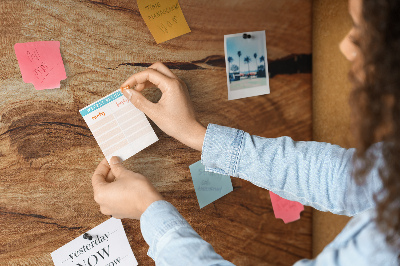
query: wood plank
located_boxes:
[0,0,312,264]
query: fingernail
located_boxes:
[110,156,122,165]
[125,89,133,100]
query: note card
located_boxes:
[137,0,191,43]
[14,41,67,90]
[189,161,233,208]
[80,90,158,162]
[269,191,304,224]
[51,218,138,266]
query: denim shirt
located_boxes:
[140,124,399,265]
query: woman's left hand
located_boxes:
[91,157,164,220]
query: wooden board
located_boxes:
[0,0,312,265]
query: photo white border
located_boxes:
[224,30,270,100]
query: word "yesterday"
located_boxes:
[68,233,109,260]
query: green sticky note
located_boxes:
[189,161,233,208]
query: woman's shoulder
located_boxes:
[324,209,399,265]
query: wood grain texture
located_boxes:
[0,0,312,265]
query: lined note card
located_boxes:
[269,191,304,224]
[51,218,138,266]
[189,161,233,208]
[80,90,158,162]
[14,41,66,90]
[137,0,191,43]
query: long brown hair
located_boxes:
[350,0,400,252]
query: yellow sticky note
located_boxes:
[137,0,191,44]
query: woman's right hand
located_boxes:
[120,62,206,151]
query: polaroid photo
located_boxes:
[224,30,270,100]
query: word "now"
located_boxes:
[76,245,121,266]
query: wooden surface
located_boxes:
[0,0,312,265]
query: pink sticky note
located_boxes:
[269,191,304,224]
[14,41,67,90]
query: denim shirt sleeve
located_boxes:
[293,209,400,266]
[201,124,383,216]
[140,200,235,265]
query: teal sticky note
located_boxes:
[189,161,233,208]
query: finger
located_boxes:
[110,214,124,219]
[131,62,177,92]
[148,62,176,79]
[131,81,154,92]
[121,88,158,118]
[120,69,173,94]
[92,158,110,189]
[105,170,116,183]
[109,156,128,178]
[100,206,112,216]
[134,81,159,92]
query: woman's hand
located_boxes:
[91,157,164,220]
[120,62,206,152]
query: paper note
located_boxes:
[137,0,191,43]
[269,191,304,224]
[189,161,233,208]
[80,90,158,162]
[51,218,137,266]
[14,41,67,90]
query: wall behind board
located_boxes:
[312,0,353,257]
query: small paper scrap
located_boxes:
[79,90,158,162]
[269,191,304,224]
[14,41,67,90]
[51,218,138,266]
[189,161,233,208]
[137,0,191,43]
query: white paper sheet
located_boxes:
[51,218,138,266]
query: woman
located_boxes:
[91,0,400,264]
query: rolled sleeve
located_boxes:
[200,123,382,216]
[201,123,245,177]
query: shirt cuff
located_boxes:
[140,200,192,260]
[201,123,245,177]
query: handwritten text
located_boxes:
[116,98,129,108]
[92,112,105,120]
[147,2,179,20]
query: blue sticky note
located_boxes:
[189,161,233,208]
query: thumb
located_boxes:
[92,158,110,188]
[109,156,127,177]
[123,88,155,116]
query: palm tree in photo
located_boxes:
[244,56,251,78]
[231,64,239,73]
[253,53,258,74]
[227,56,234,83]
[260,55,265,70]
[237,51,242,78]
[228,56,233,73]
